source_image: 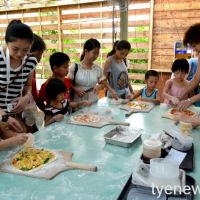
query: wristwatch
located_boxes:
[187,98,192,103]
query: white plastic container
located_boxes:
[150,158,179,180]
[143,139,162,159]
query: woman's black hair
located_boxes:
[107,40,131,57]
[46,78,66,100]
[171,58,189,73]
[80,38,100,61]
[30,34,46,52]
[183,23,200,46]
[49,52,70,71]
[5,20,33,43]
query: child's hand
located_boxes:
[93,85,100,94]
[76,88,86,97]
[177,99,191,110]
[127,94,134,100]
[11,134,28,146]
[171,97,180,105]
[52,114,64,122]
[82,100,92,107]
[110,89,118,100]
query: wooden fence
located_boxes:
[0,0,197,84]
[0,0,150,82]
[151,0,200,71]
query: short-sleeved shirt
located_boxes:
[187,58,198,81]
[38,77,71,105]
[105,56,129,98]
[68,63,104,102]
[44,99,70,117]
[0,47,37,112]
[141,87,158,99]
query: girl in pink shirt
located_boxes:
[162,59,193,105]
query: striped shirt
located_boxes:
[44,99,70,117]
[0,47,37,112]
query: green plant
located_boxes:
[128,38,149,43]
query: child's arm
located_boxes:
[45,114,64,126]
[103,59,112,76]
[103,60,118,99]
[162,79,179,105]
[102,80,118,99]
[69,100,92,109]
[128,83,134,95]
[93,83,104,95]
[133,89,143,100]
[0,134,28,150]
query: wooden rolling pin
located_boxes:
[110,121,130,126]
[66,162,97,172]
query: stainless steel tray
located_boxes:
[104,127,142,147]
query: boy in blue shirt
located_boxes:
[132,70,160,104]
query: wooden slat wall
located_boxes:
[151,0,200,71]
[0,0,150,79]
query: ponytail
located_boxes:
[80,53,85,61]
[107,40,119,57]
[107,40,131,58]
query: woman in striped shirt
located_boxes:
[0,20,37,138]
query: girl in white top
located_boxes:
[0,20,37,138]
[68,38,105,103]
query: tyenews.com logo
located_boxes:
[152,183,200,198]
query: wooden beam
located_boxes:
[129,73,145,81]
[148,0,154,70]
[57,6,62,51]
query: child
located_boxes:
[30,34,46,101]
[133,70,160,104]
[37,52,71,111]
[103,40,134,99]
[162,58,192,105]
[68,38,105,103]
[44,78,91,126]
